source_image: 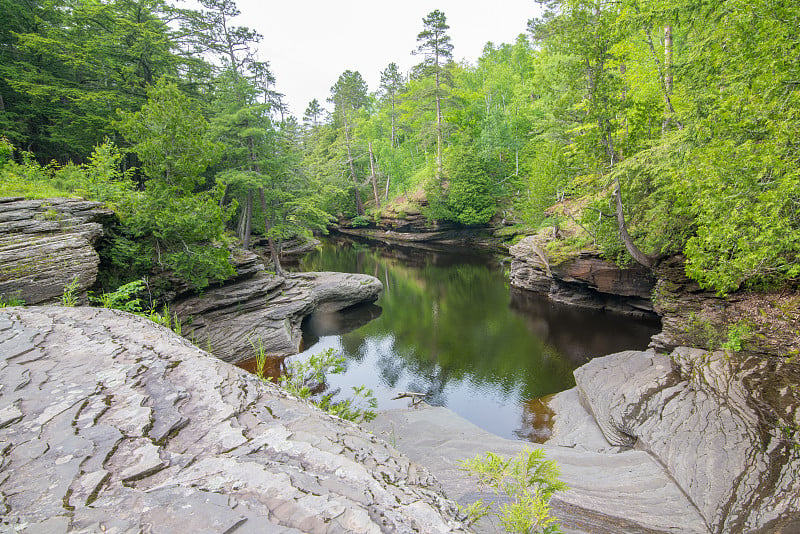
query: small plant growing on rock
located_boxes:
[60,276,81,306]
[274,348,377,423]
[0,293,25,307]
[248,334,270,380]
[460,448,567,533]
[90,280,145,312]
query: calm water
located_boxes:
[294,236,661,441]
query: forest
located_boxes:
[1,0,798,296]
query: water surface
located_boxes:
[294,237,660,441]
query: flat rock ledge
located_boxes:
[173,271,383,363]
[0,197,114,305]
[0,307,467,534]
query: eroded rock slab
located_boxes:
[173,271,383,363]
[575,349,800,533]
[0,307,466,533]
[366,405,708,534]
[509,235,655,316]
[0,197,113,304]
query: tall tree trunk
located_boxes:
[642,25,682,131]
[368,141,380,209]
[258,187,282,275]
[390,95,396,148]
[340,105,364,216]
[384,174,391,202]
[435,67,443,182]
[614,175,655,268]
[240,189,253,250]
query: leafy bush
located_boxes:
[274,348,377,423]
[351,215,372,227]
[461,448,566,533]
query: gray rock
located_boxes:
[365,404,708,534]
[575,349,800,533]
[0,198,113,305]
[0,307,465,533]
[173,271,383,363]
[509,235,655,316]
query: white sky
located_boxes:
[218,1,542,118]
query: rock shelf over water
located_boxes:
[0,307,466,533]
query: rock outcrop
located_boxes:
[370,348,800,534]
[0,307,467,533]
[509,235,656,316]
[0,197,114,305]
[173,271,383,363]
[367,404,709,534]
[573,349,800,533]
[650,255,800,359]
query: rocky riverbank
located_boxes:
[0,307,468,533]
[369,347,800,534]
[173,270,382,363]
[508,235,656,317]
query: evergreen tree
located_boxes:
[415,10,453,181]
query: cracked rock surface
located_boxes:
[0,307,467,533]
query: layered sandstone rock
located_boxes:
[0,197,113,305]
[509,235,655,316]
[173,271,383,363]
[0,307,467,533]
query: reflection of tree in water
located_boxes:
[514,395,556,443]
[307,240,578,402]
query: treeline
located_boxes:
[1,0,798,295]
[305,1,799,294]
[1,0,327,290]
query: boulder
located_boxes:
[574,349,800,533]
[0,307,467,533]
[0,197,113,305]
[509,235,656,316]
[172,271,383,363]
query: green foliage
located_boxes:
[0,293,25,308]
[275,348,377,424]
[722,321,754,354]
[443,146,497,225]
[0,140,132,202]
[90,280,146,313]
[461,448,567,533]
[0,137,13,165]
[110,184,235,289]
[350,215,372,228]
[60,276,81,307]
[145,304,182,336]
[116,79,221,190]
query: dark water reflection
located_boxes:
[295,237,661,441]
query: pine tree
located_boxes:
[415,10,453,182]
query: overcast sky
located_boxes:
[199,1,542,118]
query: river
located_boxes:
[292,236,661,442]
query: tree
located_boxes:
[303,98,324,129]
[0,0,181,161]
[379,62,405,148]
[415,10,453,182]
[329,70,369,216]
[116,79,220,190]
